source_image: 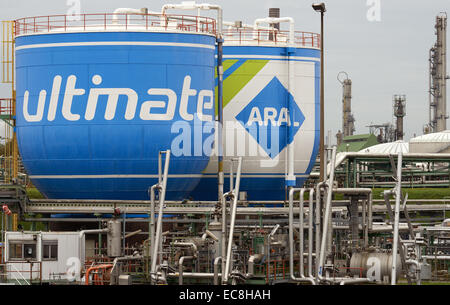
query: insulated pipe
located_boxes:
[391,152,402,285]
[318,146,337,281]
[109,255,142,285]
[85,264,113,285]
[288,188,315,284]
[339,278,371,285]
[246,254,263,278]
[315,181,325,277]
[79,229,109,263]
[173,241,198,255]
[149,185,158,266]
[214,257,222,285]
[150,150,171,280]
[179,256,194,285]
[308,188,314,278]
[223,157,242,284]
[202,230,219,242]
[253,17,295,44]
[112,8,154,24]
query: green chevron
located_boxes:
[215,59,269,115]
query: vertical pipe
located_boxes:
[299,189,305,277]
[308,189,314,278]
[391,152,402,285]
[318,146,336,279]
[223,157,242,284]
[151,150,171,279]
[286,19,296,188]
[319,11,325,182]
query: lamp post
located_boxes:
[312,2,326,182]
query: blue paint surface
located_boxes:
[16,31,216,200]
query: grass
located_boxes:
[26,187,45,199]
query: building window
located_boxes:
[43,241,58,260]
[8,241,36,261]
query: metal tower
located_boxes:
[429,13,448,132]
[393,95,406,141]
[338,72,355,138]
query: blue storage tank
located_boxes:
[14,13,217,200]
[190,23,321,201]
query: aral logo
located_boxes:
[235,77,305,158]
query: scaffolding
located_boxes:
[1,21,18,184]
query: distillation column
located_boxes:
[393,95,406,141]
[429,13,448,132]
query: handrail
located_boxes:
[14,13,216,36]
[223,28,320,48]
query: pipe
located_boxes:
[110,255,142,285]
[246,254,263,279]
[214,257,222,285]
[288,188,315,284]
[318,146,337,282]
[405,259,421,285]
[79,228,109,263]
[202,230,219,242]
[308,188,314,278]
[149,184,158,265]
[179,256,194,285]
[150,150,171,280]
[223,157,242,284]
[112,8,153,24]
[167,272,220,279]
[85,264,113,285]
[339,278,371,285]
[391,152,402,285]
[173,241,198,256]
[124,229,142,239]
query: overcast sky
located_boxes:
[0,0,448,144]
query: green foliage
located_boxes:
[26,187,44,199]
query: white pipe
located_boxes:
[318,147,337,282]
[288,188,315,285]
[179,256,194,285]
[253,17,295,44]
[223,157,242,284]
[150,150,171,279]
[174,241,198,256]
[78,228,109,263]
[391,152,403,285]
[161,2,223,35]
[112,8,155,24]
[202,230,219,242]
[214,257,222,285]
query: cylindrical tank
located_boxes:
[190,19,320,200]
[14,13,216,200]
[350,252,401,282]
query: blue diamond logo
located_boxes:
[235,77,305,158]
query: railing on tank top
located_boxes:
[14,13,217,36]
[222,28,320,48]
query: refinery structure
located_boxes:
[0,1,449,287]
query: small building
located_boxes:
[4,231,84,283]
[337,134,379,152]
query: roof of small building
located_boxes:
[410,130,450,143]
[359,140,409,154]
[337,133,379,152]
